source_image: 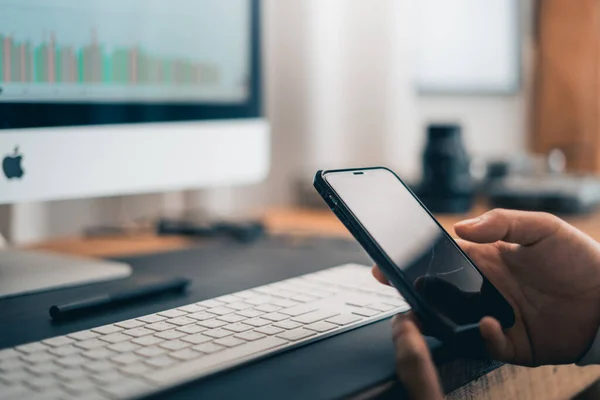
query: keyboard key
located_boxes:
[177,304,207,313]
[122,327,155,338]
[120,362,152,376]
[56,355,87,367]
[262,313,289,322]
[169,348,202,361]
[157,309,187,319]
[92,370,127,384]
[99,377,151,399]
[236,309,264,318]
[92,325,123,335]
[244,318,271,327]
[226,302,253,311]
[234,290,258,299]
[42,336,75,348]
[352,308,380,317]
[272,320,302,330]
[99,333,131,344]
[0,357,26,371]
[26,362,57,375]
[0,348,20,360]
[272,289,298,299]
[82,348,117,360]
[181,333,213,345]
[115,319,146,329]
[326,314,363,326]
[270,299,299,309]
[277,328,317,341]
[61,378,97,394]
[345,298,373,307]
[108,341,141,353]
[135,346,167,358]
[84,360,115,373]
[279,305,317,317]
[254,325,285,336]
[292,310,339,325]
[197,299,225,308]
[68,330,100,341]
[254,304,282,312]
[245,296,273,306]
[55,367,88,381]
[217,314,246,323]
[214,295,240,304]
[147,337,289,386]
[146,322,176,332]
[74,338,107,350]
[222,323,253,333]
[207,306,236,316]
[367,303,396,312]
[48,345,80,357]
[111,352,143,365]
[203,328,233,339]
[0,369,29,382]
[176,324,206,335]
[154,329,186,340]
[187,312,216,321]
[137,314,166,324]
[145,355,177,368]
[214,336,246,348]
[25,375,59,390]
[234,331,266,342]
[20,350,54,364]
[382,298,408,307]
[159,340,191,351]
[197,319,227,329]
[305,321,338,333]
[192,343,225,354]
[166,316,197,326]
[15,342,49,354]
[0,385,31,399]
[131,335,164,347]
[291,294,318,303]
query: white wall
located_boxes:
[5,0,533,245]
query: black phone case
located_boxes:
[314,167,515,358]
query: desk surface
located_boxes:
[26,207,600,399]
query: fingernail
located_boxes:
[456,217,482,227]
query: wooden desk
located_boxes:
[28,208,600,399]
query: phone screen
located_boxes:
[325,168,512,327]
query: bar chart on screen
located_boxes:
[0,0,250,103]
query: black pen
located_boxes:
[49,277,191,320]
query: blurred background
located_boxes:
[3,0,595,245]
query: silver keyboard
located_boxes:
[0,264,409,400]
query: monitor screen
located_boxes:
[0,0,261,128]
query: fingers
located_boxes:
[392,314,444,400]
[454,209,563,247]
[479,316,515,362]
[371,265,390,286]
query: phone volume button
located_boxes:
[327,194,338,210]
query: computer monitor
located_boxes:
[0,0,268,298]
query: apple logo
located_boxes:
[2,146,25,180]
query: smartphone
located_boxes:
[314,167,515,344]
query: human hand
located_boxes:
[392,313,443,400]
[374,209,600,366]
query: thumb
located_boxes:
[479,316,516,363]
[393,314,443,400]
[454,209,563,246]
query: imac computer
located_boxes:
[0,0,268,298]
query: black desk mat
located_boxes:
[0,236,463,399]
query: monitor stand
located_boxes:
[0,249,132,299]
